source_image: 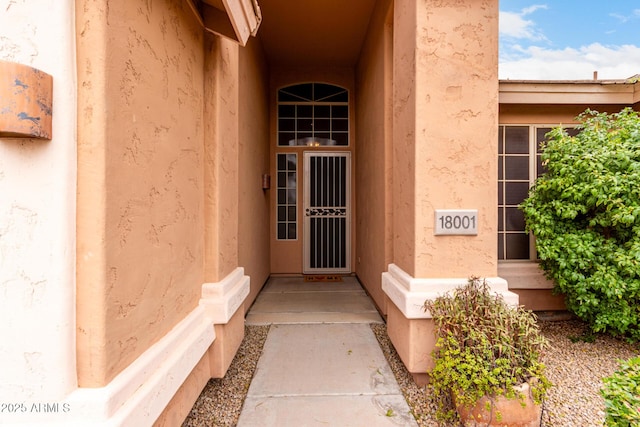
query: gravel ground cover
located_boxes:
[182,325,270,427]
[183,320,639,426]
[372,319,640,427]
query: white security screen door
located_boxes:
[303,152,351,274]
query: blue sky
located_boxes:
[499,1,640,80]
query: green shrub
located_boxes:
[601,356,640,427]
[521,108,640,340]
[423,277,551,422]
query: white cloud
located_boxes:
[611,9,640,23]
[499,5,548,41]
[610,12,630,23]
[499,43,640,80]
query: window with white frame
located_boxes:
[498,125,580,260]
[277,83,349,146]
[276,153,297,240]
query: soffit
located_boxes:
[257,0,376,68]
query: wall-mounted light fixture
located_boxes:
[262,174,270,190]
[0,60,53,139]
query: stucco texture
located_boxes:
[76,0,205,387]
[355,0,394,314]
[238,37,271,305]
[203,35,239,282]
[393,0,499,279]
[0,0,77,401]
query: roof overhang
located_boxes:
[185,0,262,46]
[499,77,640,105]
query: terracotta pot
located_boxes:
[455,382,542,427]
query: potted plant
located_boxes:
[423,276,551,426]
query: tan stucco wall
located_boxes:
[204,35,240,282]
[391,0,417,277]
[355,0,394,314]
[238,37,271,305]
[76,0,205,387]
[393,0,499,279]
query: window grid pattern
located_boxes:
[276,153,297,240]
[277,83,349,146]
[498,126,531,260]
[498,125,579,260]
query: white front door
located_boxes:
[303,152,351,274]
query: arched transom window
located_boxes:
[277,83,349,146]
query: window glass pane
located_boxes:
[332,119,348,132]
[276,153,298,240]
[323,92,348,102]
[536,155,546,178]
[498,126,504,154]
[279,83,312,101]
[277,223,287,239]
[314,83,339,101]
[314,105,330,117]
[504,156,529,180]
[298,119,313,132]
[566,127,581,137]
[498,207,504,231]
[287,187,296,204]
[536,128,552,149]
[286,154,296,170]
[315,119,331,132]
[288,223,297,239]
[278,104,295,117]
[277,172,286,187]
[498,182,503,204]
[505,126,529,154]
[505,207,526,231]
[278,154,286,170]
[278,83,349,146]
[279,133,295,146]
[333,133,348,146]
[506,233,530,259]
[332,105,348,118]
[279,118,295,132]
[498,158,503,180]
[287,172,296,188]
[297,105,312,117]
[314,83,348,102]
[278,92,300,102]
[505,182,529,205]
[498,235,504,259]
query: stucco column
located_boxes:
[384,0,516,383]
[201,35,249,378]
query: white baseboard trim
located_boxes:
[2,268,251,427]
[382,263,518,319]
[200,267,250,324]
[2,305,215,427]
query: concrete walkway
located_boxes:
[238,276,418,426]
